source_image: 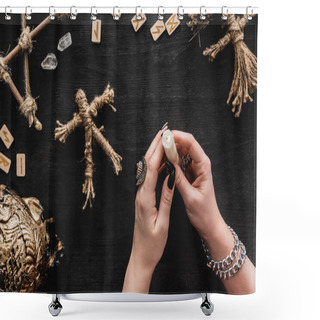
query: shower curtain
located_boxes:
[0,12,257,295]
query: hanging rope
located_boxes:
[18,26,33,53]
[203,14,257,117]
[0,57,10,83]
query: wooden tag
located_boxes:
[165,14,180,35]
[131,13,147,32]
[150,20,166,41]
[16,153,26,177]
[0,124,14,149]
[91,19,102,43]
[0,152,11,174]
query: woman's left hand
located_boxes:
[123,127,176,293]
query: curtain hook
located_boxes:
[200,6,207,20]
[5,6,12,20]
[221,6,228,20]
[113,6,121,20]
[246,6,253,20]
[70,6,77,20]
[90,6,97,21]
[25,6,32,20]
[177,6,184,20]
[136,6,143,20]
[49,6,56,20]
[158,6,164,20]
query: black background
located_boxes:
[0,14,257,294]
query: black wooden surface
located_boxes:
[0,14,257,294]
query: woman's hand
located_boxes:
[122,128,176,293]
[172,130,255,294]
[172,130,223,241]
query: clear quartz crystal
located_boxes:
[41,53,58,70]
[57,32,72,52]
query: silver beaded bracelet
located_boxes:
[201,225,247,280]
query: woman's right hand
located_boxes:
[172,130,225,241]
[172,130,255,294]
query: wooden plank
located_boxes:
[131,14,147,32]
[91,19,102,43]
[150,20,166,41]
[16,153,26,177]
[0,152,11,174]
[165,14,180,35]
[0,124,14,149]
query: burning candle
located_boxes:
[162,129,180,164]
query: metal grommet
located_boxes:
[70,6,77,20]
[246,6,253,21]
[177,6,184,20]
[25,6,32,20]
[113,6,121,20]
[200,6,207,20]
[136,6,142,20]
[158,6,164,20]
[5,6,11,20]
[221,6,228,20]
[90,6,97,21]
[49,6,56,20]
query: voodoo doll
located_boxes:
[54,85,122,210]
[203,14,257,117]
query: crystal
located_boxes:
[41,53,58,70]
[57,32,72,52]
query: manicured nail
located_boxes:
[166,161,175,190]
[161,122,169,130]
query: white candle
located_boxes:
[162,129,180,164]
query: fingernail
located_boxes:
[161,122,169,130]
[166,161,175,190]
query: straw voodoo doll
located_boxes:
[203,14,257,117]
[54,85,122,210]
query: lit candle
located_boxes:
[162,129,180,164]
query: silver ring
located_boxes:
[158,6,164,20]
[136,6,142,20]
[113,6,121,20]
[5,6,11,20]
[177,6,184,20]
[25,6,32,20]
[90,6,97,21]
[70,6,77,20]
[136,156,147,186]
[49,6,56,20]
[246,6,253,20]
[221,6,228,20]
[200,6,207,20]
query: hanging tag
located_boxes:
[150,20,166,41]
[91,19,102,43]
[0,124,14,149]
[16,153,26,177]
[131,13,147,32]
[0,152,11,174]
[165,14,180,35]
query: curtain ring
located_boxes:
[113,6,121,20]
[177,6,184,20]
[25,6,32,20]
[158,6,164,20]
[70,6,77,20]
[5,6,11,20]
[200,6,207,20]
[90,6,97,21]
[246,6,253,20]
[221,6,228,20]
[136,6,143,20]
[49,6,56,20]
